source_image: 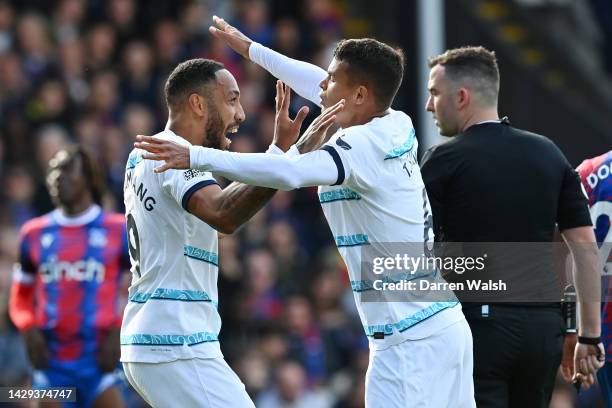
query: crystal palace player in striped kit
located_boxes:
[9,146,129,408]
[577,151,612,405]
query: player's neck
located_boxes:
[60,199,95,217]
[460,107,499,132]
[351,108,389,127]
[166,115,203,146]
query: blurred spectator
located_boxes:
[2,166,37,227]
[0,1,14,54]
[120,41,158,109]
[52,0,85,43]
[154,19,184,71]
[59,37,88,102]
[285,296,326,384]
[256,360,333,408]
[235,0,274,47]
[16,13,53,81]
[87,23,117,71]
[242,248,284,321]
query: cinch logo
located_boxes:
[39,257,105,283]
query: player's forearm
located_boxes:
[189,146,337,190]
[563,227,602,337]
[9,282,37,331]
[573,243,602,337]
[217,182,276,232]
[249,42,326,107]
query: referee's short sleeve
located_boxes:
[557,162,592,230]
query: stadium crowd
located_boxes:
[0,0,609,407]
[0,0,371,407]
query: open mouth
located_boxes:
[226,125,239,136]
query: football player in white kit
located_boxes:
[121,59,342,407]
[135,18,475,408]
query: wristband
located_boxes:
[578,336,601,345]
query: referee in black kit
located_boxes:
[420,46,604,407]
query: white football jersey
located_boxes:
[318,109,463,350]
[121,129,223,363]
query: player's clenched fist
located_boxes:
[135,135,190,172]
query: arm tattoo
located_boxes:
[218,182,276,229]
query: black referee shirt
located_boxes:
[420,121,592,302]
[421,121,592,243]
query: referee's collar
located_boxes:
[465,116,511,132]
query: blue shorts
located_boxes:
[598,361,612,408]
[33,359,120,408]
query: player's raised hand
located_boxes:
[273,80,310,152]
[209,16,252,59]
[296,99,345,153]
[572,341,605,389]
[135,135,190,173]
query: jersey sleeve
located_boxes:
[557,160,592,230]
[160,168,219,211]
[249,42,326,107]
[9,225,37,331]
[318,129,369,186]
[188,146,339,190]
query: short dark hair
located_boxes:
[428,46,500,105]
[333,38,405,109]
[164,58,225,109]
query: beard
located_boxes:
[204,101,226,150]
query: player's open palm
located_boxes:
[296,99,345,153]
[273,81,309,151]
[135,135,190,173]
[209,16,252,59]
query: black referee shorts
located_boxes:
[463,304,565,408]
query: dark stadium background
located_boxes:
[0,0,610,407]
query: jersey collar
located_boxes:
[52,205,102,227]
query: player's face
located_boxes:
[204,69,245,150]
[47,151,88,208]
[426,65,461,136]
[319,58,355,127]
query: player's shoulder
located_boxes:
[20,213,54,237]
[577,150,612,177]
[100,212,127,228]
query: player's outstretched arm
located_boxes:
[134,95,344,180]
[210,15,326,106]
[136,100,343,190]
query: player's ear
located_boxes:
[457,87,470,110]
[188,93,207,118]
[355,85,368,106]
